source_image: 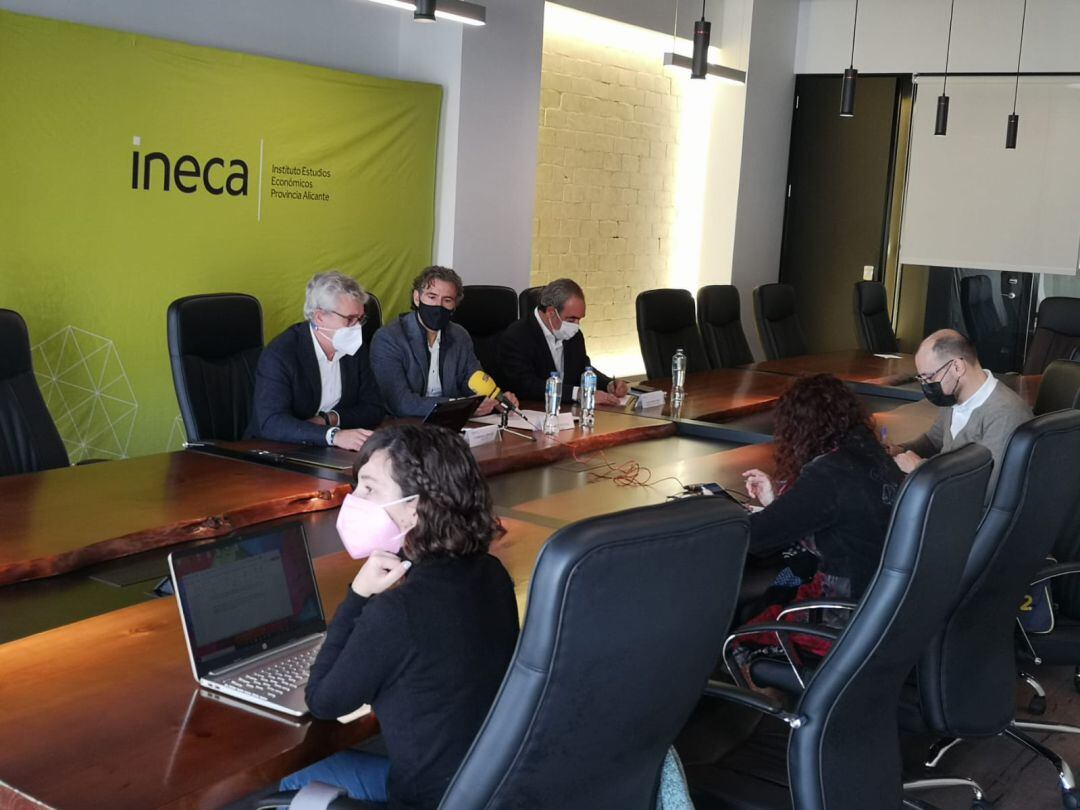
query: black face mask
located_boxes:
[921,380,958,408]
[416,301,452,332]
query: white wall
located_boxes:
[451,0,545,289]
[796,0,1080,74]
[729,0,799,359]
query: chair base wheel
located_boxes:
[1063,787,1080,810]
[1030,695,1048,715]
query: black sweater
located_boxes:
[306,553,519,809]
[749,429,903,597]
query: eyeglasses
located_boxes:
[914,359,957,385]
[324,309,367,327]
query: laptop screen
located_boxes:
[170,523,325,677]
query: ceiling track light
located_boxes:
[840,0,859,117]
[366,0,486,27]
[1007,0,1028,149]
[661,1,746,85]
[935,0,955,136]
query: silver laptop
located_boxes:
[168,523,326,717]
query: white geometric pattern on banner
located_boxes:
[167,414,188,451]
[31,326,138,462]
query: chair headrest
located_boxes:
[697,285,741,326]
[961,275,992,302]
[1036,297,1080,336]
[0,309,33,379]
[168,294,263,360]
[855,281,887,316]
[755,283,797,322]
[637,289,696,333]
[985,409,1080,518]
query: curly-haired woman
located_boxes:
[280,424,519,807]
[737,374,903,658]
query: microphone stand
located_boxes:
[497,402,537,443]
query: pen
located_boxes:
[880,426,888,442]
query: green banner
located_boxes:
[0,10,440,460]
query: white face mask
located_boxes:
[318,323,364,356]
[553,319,580,341]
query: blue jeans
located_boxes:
[279,750,390,804]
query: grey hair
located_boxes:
[304,270,369,322]
[539,278,585,314]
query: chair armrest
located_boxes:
[1030,563,1080,586]
[775,600,857,620]
[702,680,805,729]
[252,791,381,809]
[721,622,841,691]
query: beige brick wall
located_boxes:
[530,29,685,376]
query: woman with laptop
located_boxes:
[734,374,904,669]
[280,424,519,806]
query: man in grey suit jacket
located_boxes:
[370,266,519,418]
[895,329,1032,494]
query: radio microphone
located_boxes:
[468,371,517,412]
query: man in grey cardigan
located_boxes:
[370,266,519,418]
[895,329,1031,494]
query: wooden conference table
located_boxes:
[741,349,917,387]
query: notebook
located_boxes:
[168,523,326,717]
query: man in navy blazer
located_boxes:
[246,271,383,448]
[498,278,628,404]
[370,266,518,418]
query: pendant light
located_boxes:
[935,0,956,135]
[366,0,486,27]
[662,0,747,84]
[414,0,436,22]
[691,0,710,79]
[840,0,859,118]
[1006,0,1028,149]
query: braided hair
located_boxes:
[352,424,505,560]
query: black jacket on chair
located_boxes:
[497,311,612,403]
[245,322,384,445]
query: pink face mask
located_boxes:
[336,492,419,559]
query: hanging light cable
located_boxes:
[840,0,859,117]
[1006,0,1028,149]
[935,0,956,135]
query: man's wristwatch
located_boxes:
[326,426,340,447]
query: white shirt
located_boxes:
[950,370,997,439]
[426,329,443,397]
[310,325,342,413]
[534,307,564,377]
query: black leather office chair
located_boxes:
[960,275,1012,372]
[753,283,808,360]
[1034,359,1080,415]
[257,496,752,809]
[853,281,899,354]
[685,444,993,810]
[167,293,264,443]
[361,292,382,351]
[451,285,518,377]
[1025,297,1080,375]
[906,411,1080,810]
[0,309,70,477]
[635,289,709,379]
[697,285,754,369]
[518,286,542,320]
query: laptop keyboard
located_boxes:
[223,644,321,700]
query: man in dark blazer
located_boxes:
[370,266,518,418]
[246,270,383,449]
[498,278,628,404]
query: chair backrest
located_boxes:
[166,293,264,443]
[452,285,519,339]
[697,285,753,368]
[518,286,542,320]
[1024,297,1080,374]
[361,292,382,351]
[916,410,1080,737]
[635,289,709,379]
[753,283,808,360]
[789,444,992,810]
[852,281,899,354]
[440,497,751,810]
[0,309,69,476]
[1034,358,1080,415]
